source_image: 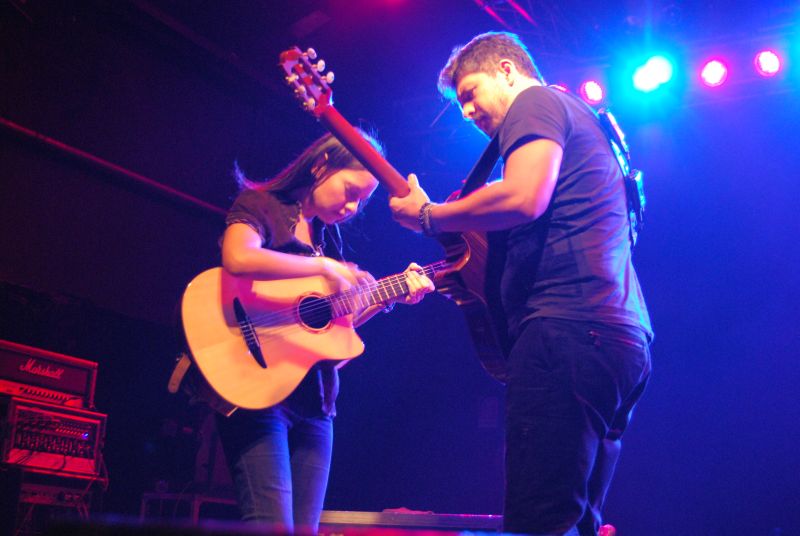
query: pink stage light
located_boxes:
[700,60,728,87]
[754,50,781,77]
[579,80,604,104]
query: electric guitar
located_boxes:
[279,47,510,382]
[181,262,450,410]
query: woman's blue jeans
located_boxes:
[216,405,333,533]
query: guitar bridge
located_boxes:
[233,297,267,368]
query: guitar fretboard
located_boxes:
[327,261,448,318]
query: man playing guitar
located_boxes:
[390,32,652,536]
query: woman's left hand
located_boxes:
[393,262,435,306]
[353,262,435,327]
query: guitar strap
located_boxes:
[457,133,501,199]
[167,352,238,417]
[557,87,646,246]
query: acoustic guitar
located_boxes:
[279,47,510,382]
[181,262,450,410]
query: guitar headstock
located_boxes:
[279,47,335,118]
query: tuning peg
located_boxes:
[303,97,317,110]
[294,86,307,95]
[315,59,326,72]
[285,74,298,83]
[306,48,317,60]
[325,71,335,84]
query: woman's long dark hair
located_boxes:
[234,131,384,202]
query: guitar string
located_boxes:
[234,268,430,339]
[241,261,449,330]
[244,261,447,327]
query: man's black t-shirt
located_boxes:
[497,85,652,340]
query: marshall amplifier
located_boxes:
[0,396,106,481]
[0,340,97,409]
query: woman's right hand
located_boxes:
[318,257,372,292]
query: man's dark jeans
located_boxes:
[503,317,651,536]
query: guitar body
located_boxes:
[181,268,364,410]
[434,232,510,383]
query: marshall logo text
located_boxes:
[19,358,65,380]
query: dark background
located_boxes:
[2,1,799,534]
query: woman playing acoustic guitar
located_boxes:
[216,132,434,532]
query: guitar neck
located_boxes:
[319,107,410,197]
[328,261,447,318]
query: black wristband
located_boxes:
[418,202,439,236]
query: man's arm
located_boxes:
[390,138,563,232]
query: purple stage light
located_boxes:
[579,80,604,104]
[700,60,728,87]
[754,50,781,76]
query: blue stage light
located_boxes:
[633,56,674,92]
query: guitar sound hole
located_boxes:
[298,296,332,329]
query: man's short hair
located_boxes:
[438,31,544,100]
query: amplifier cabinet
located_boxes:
[1,468,101,536]
[0,340,98,409]
[0,396,106,481]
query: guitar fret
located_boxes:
[390,276,405,299]
[369,286,382,307]
[378,281,391,303]
[382,278,393,301]
[398,276,407,297]
[325,260,452,319]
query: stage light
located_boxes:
[754,50,781,76]
[700,60,728,87]
[633,56,674,92]
[579,80,604,104]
